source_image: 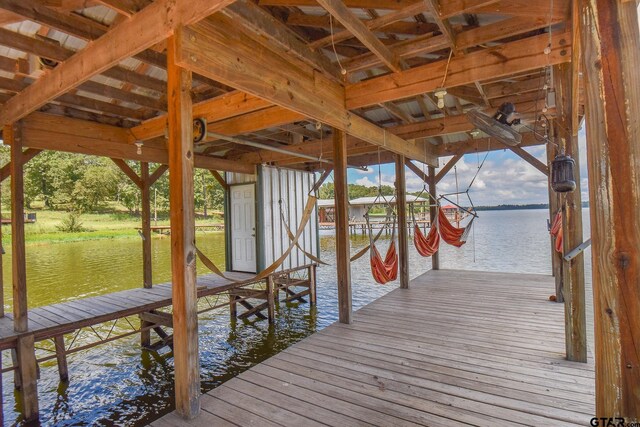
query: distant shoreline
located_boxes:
[475,202,590,211]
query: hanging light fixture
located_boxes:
[551,154,576,192]
[434,87,447,109]
[135,141,144,155]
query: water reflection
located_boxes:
[2,209,592,426]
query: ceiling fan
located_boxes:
[466,102,523,146]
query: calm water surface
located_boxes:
[2,209,592,426]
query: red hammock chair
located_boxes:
[550,212,563,253]
[437,208,471,247]
[413,223,440,257]
[367,213,398,285]
[370,241,398,284]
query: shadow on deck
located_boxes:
[152,269,595,427]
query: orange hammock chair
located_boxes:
[414,222,440,257]
[550,211,563,253]
[367,213,398,285]
[438,208,473,247]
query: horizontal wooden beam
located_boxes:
[258,0,416,9]
[222,0,341,80]
[309,1,428,49]
[346,30,572,108]
[0,0,237,125]
[179,15,436,165]
[0,28,165,94]
[19,113,254,174]
[434,131,544,156]
[130,91,273,142]
[287,13,437,36]
[316,0,403,72]
[231,134,377,165]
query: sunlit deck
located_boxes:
[0,272,254,350]
[153,269,595,427]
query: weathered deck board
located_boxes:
[152,269,595,427]
[0,272,254,349]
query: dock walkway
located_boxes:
[0,272,254,350]
[154,269,595,427]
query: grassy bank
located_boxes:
[2,209,222,245]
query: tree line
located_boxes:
[318,183,395,200]
[0,147,225,217]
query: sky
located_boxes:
[346,130,589,207]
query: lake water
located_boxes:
[1,209,593,426]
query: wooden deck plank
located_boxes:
[154,269,595,427]
[0,273,267,348]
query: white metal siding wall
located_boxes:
[226,172,257,185]
[261,166,318,272]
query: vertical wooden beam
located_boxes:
[309,264,317,306]
[16,334,38,422]
[546,137,563,299]
[554,62,587,362]
[579,0,640,417]
[140,162,152,348]
[167,34,200,419]
[266,276,275,324]
[395,155,409,289]
[53,335,68,382]
[229,295,237,319]
[428,165,440,270]
[141,162,152,289]
[7,123,27,333]
[333,128,352,324]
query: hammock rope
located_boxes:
[196,194,318,283]
[365,150,399,284]
[350,209,392,262]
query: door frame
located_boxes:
[226,182,258,273]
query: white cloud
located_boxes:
[346,135,592,206]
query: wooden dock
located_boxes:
[0,272,255,351]
[153,269,595,427]
[0,264,316,391]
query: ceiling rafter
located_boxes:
[0,0,238,125]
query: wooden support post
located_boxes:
[53,335,68,382]
[395,155,409,289]
[266,276,275,324]
[554,62,587,362]
[580,0,640,417]
[229,295,237,319]
[546,140,563,297]
[167,34,200,419]
[10,349,21,389]
[428,166,440,270]
[309,264,317,306]
[140,163,152,347]
[16,334,38,422]
[7,123,27,333]
[333,128,352,324]
[141,162,152,288]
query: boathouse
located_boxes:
[0,0,637,424]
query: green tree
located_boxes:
[72,164,119,212]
